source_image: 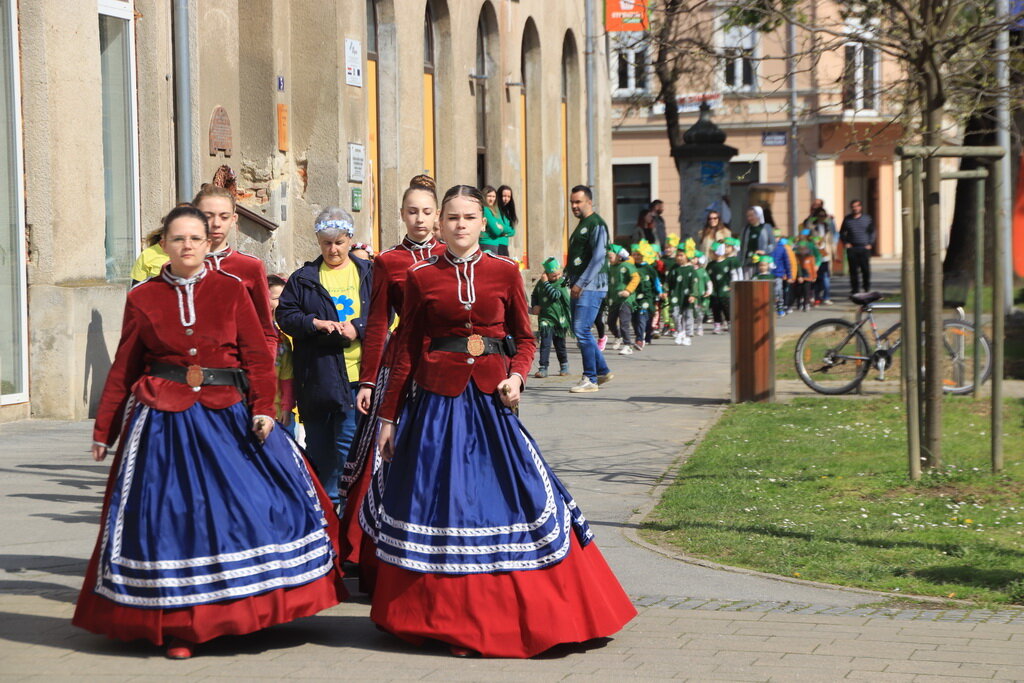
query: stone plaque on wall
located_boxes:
[208,106,232,157]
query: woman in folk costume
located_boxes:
[73,206,346,660]
[362,185,636,658]
[337,176,445,583]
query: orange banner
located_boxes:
[606,0,648,32]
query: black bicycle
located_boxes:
[794,292,992,395]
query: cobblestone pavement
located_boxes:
[2,260,1023,680]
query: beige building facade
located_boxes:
[609,2,911,255]
[0,0,612,422]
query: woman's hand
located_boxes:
[497,375,523,410]
[338,320,357,340]
[91,443,107,462]
[377,421,395,462]
[356,386,374,415]
[253,416,275,442]
[312,318,346,335]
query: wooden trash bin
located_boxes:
[731,280,775,403]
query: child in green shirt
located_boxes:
[666,250,699,346]
[530,257,572,378]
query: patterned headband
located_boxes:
[315,219,354,236]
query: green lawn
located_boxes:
[643,395,1024,605]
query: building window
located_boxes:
[366,0,381,249]
[842,42,878,111]
[0,0,26,403]
[610,32,649,98]
[612,164,652,240]
[423,5,436,178]
[98,0,140,283]
[721,25,757,91]
[475,15,488,189]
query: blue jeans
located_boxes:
[572,289,610,382]
[302,382,360,504]
[632,306,650,344]
[815,262,831,301]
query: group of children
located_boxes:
[529,229,835,377]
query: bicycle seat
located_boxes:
[850,291,885,306]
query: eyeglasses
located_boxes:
[167,236,209,245]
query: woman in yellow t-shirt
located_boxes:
[275,208,372,507]
[129,229,170,284]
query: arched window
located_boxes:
[366,0,381,248]
[474,15,487,189]
[423,5,436,177]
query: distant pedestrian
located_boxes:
[497,184,519,235]
[649,199,667,249]
[129,228,170,285]
[565,185,613,393]
[607,247,639,354]
[632,206,657,247]
[698,210,732,257]
[481,185,514,255]
[839,199,875,293]
[814,233,833,305]
[739,206,775,278]
[267,274,296,436]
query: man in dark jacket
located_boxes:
[839,199,875,293]
[276,208,372,506]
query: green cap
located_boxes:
[754,254,775,267]
[542,257,561,273]
[724,237,740,247]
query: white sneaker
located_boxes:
[569,377,599,393]
[611,339,623,351]
[619,345,633,355]
[674,333,684,345]
[682,336,692,346]
[696,326,704,337]
[712,324,722,335]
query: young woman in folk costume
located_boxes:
[362,185,636,658]
[192,184,278,357]
[72,206,346,660]
[337,176,445,588]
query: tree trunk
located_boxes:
[942,108,995,290]
[922,73,945,471]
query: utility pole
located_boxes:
[584,0,598,207]
[786,19,799,236]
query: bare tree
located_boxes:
[644,0,1022,472]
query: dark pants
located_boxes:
[632,307,650,343]
[303,382,360,504]
[815,262,831,301]
[609,302,634,345]
[846,246,871,293]
[537,327,568,369]
[710,296,730,324]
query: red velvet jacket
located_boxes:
[358,236,445,387]
[93,267,277,447]
[379,250,536,422]
[206,248,277,357]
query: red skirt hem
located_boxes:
[73,441,348,647]
[369,535,637,658]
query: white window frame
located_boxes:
[718,21,758,93]
[97,0,142,280]
[1,0,27,405]
[609,32,651,98]
[842,41,879,113]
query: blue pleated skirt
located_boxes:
[91,401,336,609]
[360,385,593,574]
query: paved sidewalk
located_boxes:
[2,258,1022,679]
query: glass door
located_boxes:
[0,0,27,404]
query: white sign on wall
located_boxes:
[345,39,363,87]
[349,143,366,183]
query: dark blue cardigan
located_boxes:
[276,255,372,416]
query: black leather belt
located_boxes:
[429,335,513,357]
[149,362,249,392]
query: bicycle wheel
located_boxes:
[937,320,993,394]
[794,318,871,394]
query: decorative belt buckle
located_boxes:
[186,364,204,388]
[466,334,485,357]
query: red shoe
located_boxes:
[165,639,194,660]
